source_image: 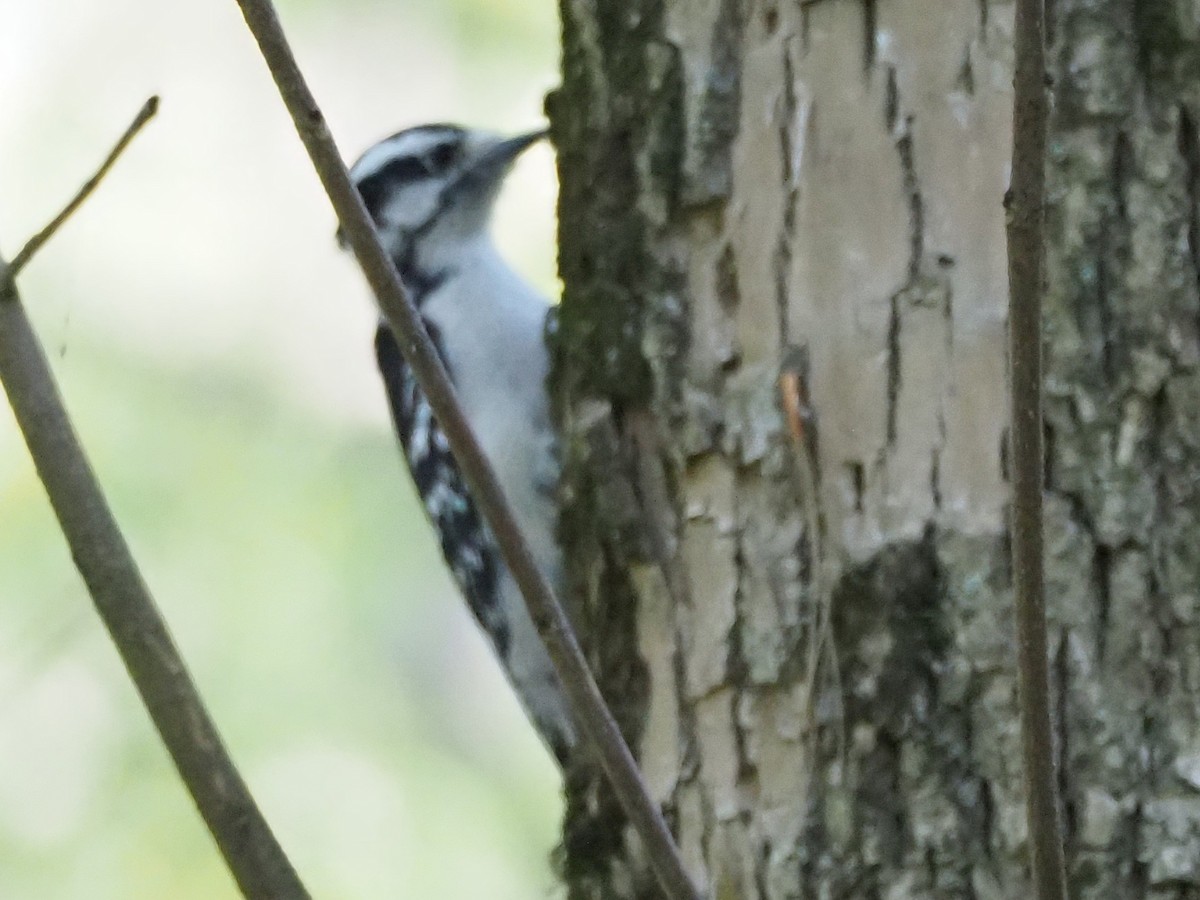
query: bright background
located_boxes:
[0,1,563,897]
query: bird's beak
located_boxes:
[494,128,550,159]
[466,128,549,181]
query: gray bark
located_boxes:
[550,1,1200,897]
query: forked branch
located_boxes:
[0,99,309,900]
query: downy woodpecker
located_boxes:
[342,125,576,765]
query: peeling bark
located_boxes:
[552,1,1200,897]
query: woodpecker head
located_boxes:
[339,124,546,264]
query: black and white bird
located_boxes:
[341,124,576,765]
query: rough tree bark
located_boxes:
[549,0,1200,898]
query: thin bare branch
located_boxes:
[0,116,308,898]
[1006,0,1068,895]
[9,96,159,278]
[229,2,703,898]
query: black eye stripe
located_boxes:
[381,154,434,183]
[371,142,460,183]
[428,142,460,169]
[355,156,432,216]
[352,140,464,219]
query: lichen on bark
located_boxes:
[552,0,1200,897]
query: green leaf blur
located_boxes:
[0,0,563,896]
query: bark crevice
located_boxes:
[556,0,1200,895]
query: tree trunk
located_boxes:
[549,1,1200,897]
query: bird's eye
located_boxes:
[428,142,460,171]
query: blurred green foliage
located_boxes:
[1,335,563,898]
[0,0,563,896]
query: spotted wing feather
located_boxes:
[373,322,511,658]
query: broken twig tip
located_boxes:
[9,95,162,278]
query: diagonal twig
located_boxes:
[1006,0,1068,896]
[229,2,703,898]
[779,361,844,763]
[0,105,309,899]
[9,96,159,278]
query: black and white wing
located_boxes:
[373,322,513,663]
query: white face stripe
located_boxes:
[349,126,464,183]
